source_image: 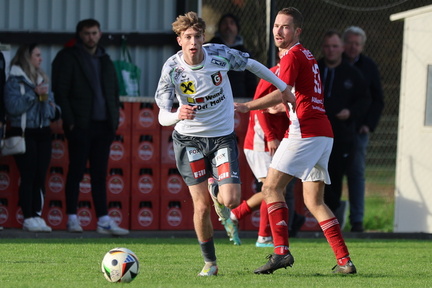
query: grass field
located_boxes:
[342,166,395,232]
[0,237,430,288]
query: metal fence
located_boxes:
[201,0,432,197]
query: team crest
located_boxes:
[211,72,222,86]
[180,81,195,94]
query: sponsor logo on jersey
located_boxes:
[211,72,222,86]
[180,81,195,94]
[187,96,205,104]
[211,58,226,67]
[301,49,315,60]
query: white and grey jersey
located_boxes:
[155,43,250,137]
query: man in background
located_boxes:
[208,13,257,98]
[343,26,384,232]
[52,19,129,236]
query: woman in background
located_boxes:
[4,44,60,232]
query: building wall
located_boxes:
[394,6,432,232]
[0,0,180,96]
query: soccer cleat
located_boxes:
[332,260,357,274]
[222,218,241,245]
[34,217,52,232]
[198,262,218,276]
[254,252,294,274]
[97,218,129,236]
[67,218,83,233]
[255,240,274,248]
[208,179,230,222]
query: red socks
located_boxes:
[267,201,289,255]
[231,200,252,221]
[320,217,350,262]
[258,200,271,237]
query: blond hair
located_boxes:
[172,11,206,36]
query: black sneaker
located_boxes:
[254,252,294,274]
[350,222,364,232]
[332,260,357,274]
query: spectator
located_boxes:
[154,11,291,276]
[207,13,257,98]
[52,19,129,235]
[235,7,356,275]
[318,30,370,228]
[4,44,60,232]
[343,26,384,232]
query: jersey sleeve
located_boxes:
[204,43,250,71]
[154,57,180,126]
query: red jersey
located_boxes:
[279,43,333,139]
[244,65,289,151]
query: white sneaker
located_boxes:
[198,262,218,276]
[23,218,42,232]
[34,217,52,232]
[67,218,83,233]
[97,218,129,236]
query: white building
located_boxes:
[391,5,432,233]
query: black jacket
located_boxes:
[343,53,384,132]
[52,44,120,131]
[318,59,371,143]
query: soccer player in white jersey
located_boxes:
[235,7,357,275]
[154,11,293,276]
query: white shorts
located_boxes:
[270,137,333,184]
[244,149,272,181]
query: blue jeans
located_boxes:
[347,132,369,224]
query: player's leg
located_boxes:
[303,180,356,274]
[254,167,295,274]
[189,181,218,276]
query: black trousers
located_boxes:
[14,127,52,219]
[324,140,355,213]
[64,121,114,217]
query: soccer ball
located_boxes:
[101,247,140,283]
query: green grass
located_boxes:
[341,166,395,232]
[0,237,430,288]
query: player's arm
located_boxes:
[235,59,295,113]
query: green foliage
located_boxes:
[0,238,430,288]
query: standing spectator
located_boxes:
[343,26,384,232]
[235,7,356,275]
[155,12,291,276]
[318,30,370,227]
[52,19,128,235]
[4,44,60,232]
[208,13,257,98]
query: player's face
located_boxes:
[177,27,205,65]
[79,26,102,50]
[322,34,344,65]
[273,13,301,50]
[344,33,364,60]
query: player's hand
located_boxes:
[179,104,197,120]
[336,108,350,120]
[267,139,280,156]
[234,102,250,113]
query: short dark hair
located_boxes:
[75,18,101,37]
[278,7,303,29]
[218,13,241,32]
